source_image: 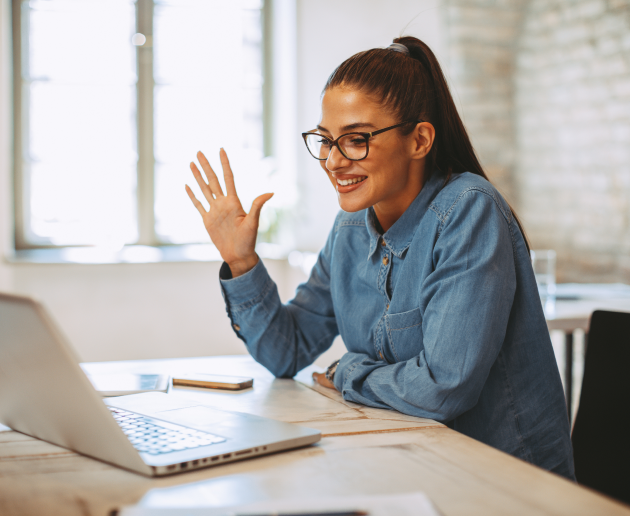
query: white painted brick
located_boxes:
[593,13,628,37]
[596,36,621,56]
[612,78,630,98]
[611,123,630,142]
[567,43,597,62]
[604,101,630,119]
[576,0,606,18]
[448,0,630,282]
[591,56,628,76]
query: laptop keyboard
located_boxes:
[108,407,226,455]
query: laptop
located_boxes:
[0,292,321,476]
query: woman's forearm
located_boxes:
[220,258,339,378]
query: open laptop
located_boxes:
[0,292,321,476]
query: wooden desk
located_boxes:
[0,356,628,516]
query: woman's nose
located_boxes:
[326,145,351,171]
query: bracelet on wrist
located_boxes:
[325,359,340,383]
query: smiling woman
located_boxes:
[305,91,431,229]
[185,36,575,481]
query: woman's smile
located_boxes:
[334,174,368,193]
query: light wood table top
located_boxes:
[0,356,628,516]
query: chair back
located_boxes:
[572,310,630,504]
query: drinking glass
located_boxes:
[531,249,556,315]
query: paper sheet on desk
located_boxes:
[117,492,440,516]
[0,423,11,432]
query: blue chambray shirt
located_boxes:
[219,172,575,479]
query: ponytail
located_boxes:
[324,36,530,250]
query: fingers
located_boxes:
[190,162,216,205]
[220,148,238,197]
[185,184,207,216]
[312,372,335,389]
[248,193,274,225]
[197,151,225,197]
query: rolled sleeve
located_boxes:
[218,224,340,378]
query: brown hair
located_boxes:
[323,36,529,249]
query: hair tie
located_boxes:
[387,43,409,55]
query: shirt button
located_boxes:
[382,256,389,266]
[233,324,241,331]
[381,240,386,247]
[386,304,389,310]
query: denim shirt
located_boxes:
[219,172,575,479]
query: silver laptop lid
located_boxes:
[0,292,151,475]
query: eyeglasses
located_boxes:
[301,120,422,162]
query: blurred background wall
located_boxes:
[0,0,628,365]
[516,0,630,282]
[445,0,630,282]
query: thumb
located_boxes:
[248,192,274,226]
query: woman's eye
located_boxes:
[318,139,332,147]
[349,138,366,146]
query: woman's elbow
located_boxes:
[411,380,481,422]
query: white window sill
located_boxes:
[6,243,291,265]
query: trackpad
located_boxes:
[155,405,243,432]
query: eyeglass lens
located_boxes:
[305,133,368,161]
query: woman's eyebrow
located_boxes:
[316,122,377,133]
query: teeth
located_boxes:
[337,176,367,186]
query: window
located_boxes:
[13,0,266,250]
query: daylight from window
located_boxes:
[21,0,264,247]
[153,0,264,244]
[26,0,137,247]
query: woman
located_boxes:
[185,37,575,479]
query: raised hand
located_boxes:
[185,149,273,278]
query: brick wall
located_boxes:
[442,0,528,202]
[444,0,630,283]
[515,0,630,282]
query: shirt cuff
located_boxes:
[333,352,361,392]
[219,258,272,307]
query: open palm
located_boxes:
[186,149,273,277]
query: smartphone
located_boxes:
[171,373,254,391]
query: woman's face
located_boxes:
[317,86,430,220]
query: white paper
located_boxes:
[118,492,440,516]
[86,373,169,397]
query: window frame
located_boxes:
[11,0,271,250]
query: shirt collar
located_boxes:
[365,172,445,260]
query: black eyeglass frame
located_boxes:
[301,120,423,161]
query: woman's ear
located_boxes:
[410,122,435,160]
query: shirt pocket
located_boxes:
[386,307,424,362]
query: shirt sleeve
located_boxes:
[333,190,517,422]
[219,223,339,378]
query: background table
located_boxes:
[1,356,629,515]
[545,284,630,420]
